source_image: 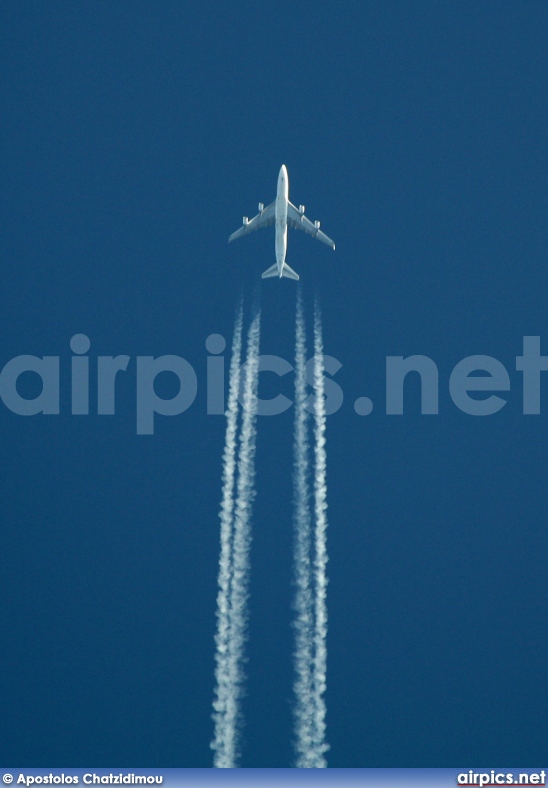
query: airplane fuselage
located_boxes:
[275,164,289,276]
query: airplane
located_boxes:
[228,164,335,280]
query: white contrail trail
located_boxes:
[292,290,317,767]
[226,305,261,765]
[212,301,244,767]
[312,297,329,765]
[212,304,261,768]
[214,295,326,766]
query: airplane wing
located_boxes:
[287,201,335,249]
[228,201,276,243]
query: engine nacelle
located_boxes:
[299,204,305,214]
[243,216,249,225]
[314,220,321,229]
[258,202,264,212]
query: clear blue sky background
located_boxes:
[1,1,547,767]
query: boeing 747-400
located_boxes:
[228,165,335,280]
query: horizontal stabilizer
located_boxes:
[282,263,299,281]
[261,263,279,279]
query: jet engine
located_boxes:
[314,220,321,229]
[258,202,264,212]
[299,205,305,214]
[243,216,249,225]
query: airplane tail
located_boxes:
[261,263,278,279]
[282,263,300,281]
[261,262,300,281]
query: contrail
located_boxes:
[312,297,329,765]
[226,305,261,765]
[213,294,327,766]
[212,303,261,768]
[212,301,244,767]
[292,289,316,767]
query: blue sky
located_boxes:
[1,1,547,767]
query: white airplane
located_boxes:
[229,164,335,280]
